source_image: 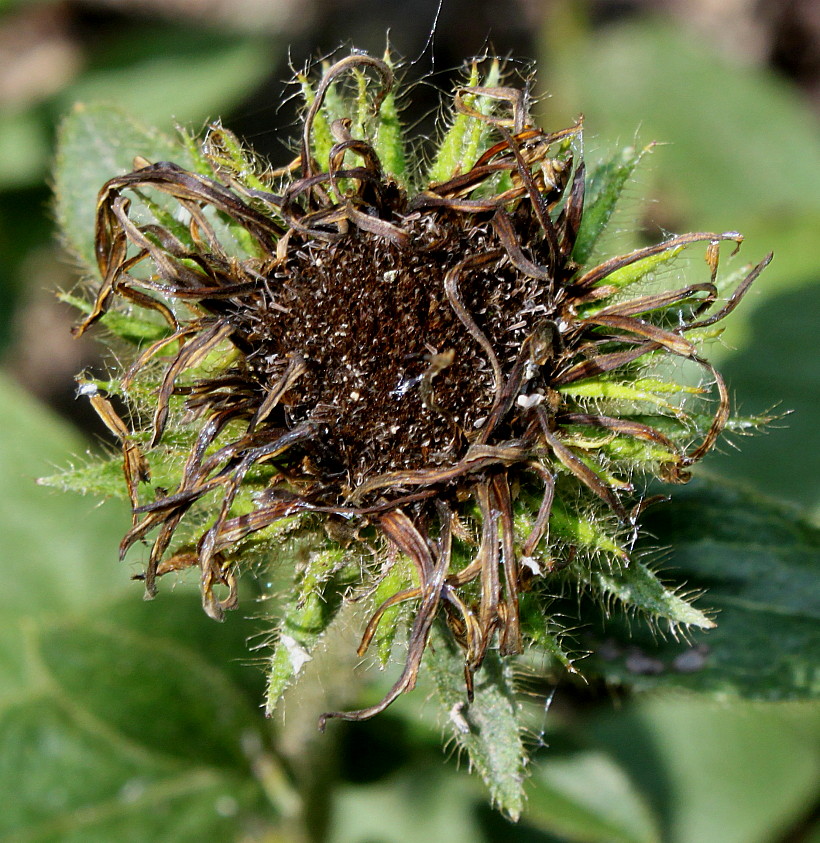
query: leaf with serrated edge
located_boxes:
[585,481,820,700]
[425,626,526,820]
[591,561,715,630]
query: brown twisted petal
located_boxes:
[521,461,556,558]
[492,207,552,281]
[87,393,150,516]
[579,313,696,357]
[201,554,238,622]
[537,406,629,522]
[552,342,660,386]
[100,163,284,244]
[357,586,423,657]
[469,482,500,681]
[557,161,586,256]
[558,413,679,451]
[300,54,393,179]
[684,253,773,331]
[495,125,560,264]
[587,283,717,319]
[491,475,523,656]
[196,423,315,568]
[454,84,530,133]
[121,325,200,389]
[682,356,730,465]
[443,250,505,401]
[151,321,235,446]
[319,506,451,728]
[248,355,307,433]
[423,160,518,199]
[347,442,531,504]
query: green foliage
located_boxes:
[0,28,270,193]
[586,481,820,700]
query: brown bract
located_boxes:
[75,55,770,723]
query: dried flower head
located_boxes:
[62,53,769,739]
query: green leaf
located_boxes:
[573,144,650,266]
[708,276,820,514]
[526,750,661,843]
[0,599,276,842]
[330,766,484,843]
[56,34,271,135]
[587,696,820,843]
[0,107,51,189]
[54,103,195,273]
[544,19,820,227]
[425,626,526,820]
[0,374,129,631]
[585,480,820,700]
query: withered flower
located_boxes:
[60,54,769,737]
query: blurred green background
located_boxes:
[1,0,818,840]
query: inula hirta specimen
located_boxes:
[59,54,769,737]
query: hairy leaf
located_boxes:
[425,626,526,821]
[584,481,820,699]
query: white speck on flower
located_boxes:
[521,556,542,576]
[75,381,98,398]
[516,393,544,409]
[280,634,312,674]
[449,702,470,734]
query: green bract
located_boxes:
[48,52,771,817]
